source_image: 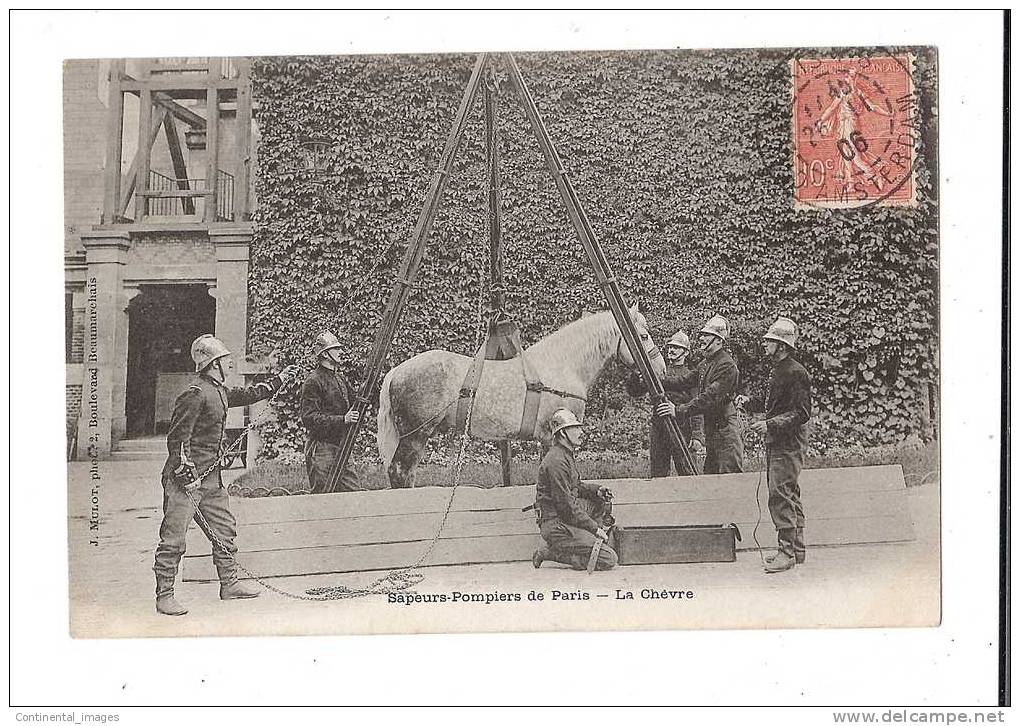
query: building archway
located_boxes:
[125,284,216,437]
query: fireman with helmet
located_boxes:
[300,331,362,494]
[626,329,705,477]
[153,334,299,616]
[656,314,744,474]
[531,408,617,571]
[739,316,813,573]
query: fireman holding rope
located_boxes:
[153,334,299,616]
[739,317,813,573]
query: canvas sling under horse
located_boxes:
[455,319,586,439]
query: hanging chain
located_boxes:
[183,263,491,601]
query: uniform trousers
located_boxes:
[767,447,806,559]
[539,519,618,571]
[153,472,237,593]
[305,440,360,494]
[703,422,745,474]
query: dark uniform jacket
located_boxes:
[300,365,356,444]
[626,365,706,444]
[535,443,602,534]
[162,374,280,485]
[680,348,741,438]
[746,356,812,451]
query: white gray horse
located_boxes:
[377,305,664,488]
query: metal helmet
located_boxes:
[191,334,231,372]
[763,316,798,350]
[666,330,691,351]
[699,314,730,342]
[313,330,343,358]
[549,408,583,437]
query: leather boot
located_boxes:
[793,527,806,564]
[766,550,806,565]
[532,546,550,569]
[155,574,188,616]
[156,593,189,616]
[219,579,260,600]
[764,550,796,573]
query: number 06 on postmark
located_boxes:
[792,54,917,209]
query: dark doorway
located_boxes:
[125,284,216,437]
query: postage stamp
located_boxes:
[792,54,917,208]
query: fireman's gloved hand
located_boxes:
[655,401,676,418]
[595,527,610,542]
[690,439,705,455]
[173,461,200,492]
[343,408,361,424]
[278,365,301,386]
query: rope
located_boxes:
[736,398,770,564]
[183,264,492,601]
[303,263,490,598]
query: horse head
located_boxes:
[615,302,667,377]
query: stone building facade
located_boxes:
[64,58,262,461]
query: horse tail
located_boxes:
[376,371,400,469]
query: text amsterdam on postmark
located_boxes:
[791,54,917,209]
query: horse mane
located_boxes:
[525,310,621,383]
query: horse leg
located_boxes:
[387,429,432,489]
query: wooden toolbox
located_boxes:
[613,524,741,565]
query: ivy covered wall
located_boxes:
[249,48,938,459]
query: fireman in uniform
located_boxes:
[531,408,617,571]
[300,331,362,494]
[626,330,705,477]
[740,317,812,573]
[656,314,744,474]
[154,334,298,616]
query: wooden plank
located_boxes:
[118,106,167,217]
[162,114,195,215]
[186,492,911,556]
[101,59,125,223]
[203,85,219,223]
[226,465,907,524]
[184,533,543,581]
[181,512,914,582]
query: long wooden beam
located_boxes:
[162,113,195,214]
[101,59,125,224]
[326,53,491,493]
[120,76,239,92]
[203,83,220,224]
[483,64,514,488]
[133,84,153,222]
[233,57,252,221]
[504,53,698,475]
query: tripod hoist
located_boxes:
[322,52,699,494]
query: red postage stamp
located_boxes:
[792,55,917,208]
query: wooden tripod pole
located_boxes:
[325,53,491,493]
[504,53,698,476]
[483,65,515,488]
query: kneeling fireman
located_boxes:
[532,408,617,571]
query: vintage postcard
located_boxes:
[64,45,940,639]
